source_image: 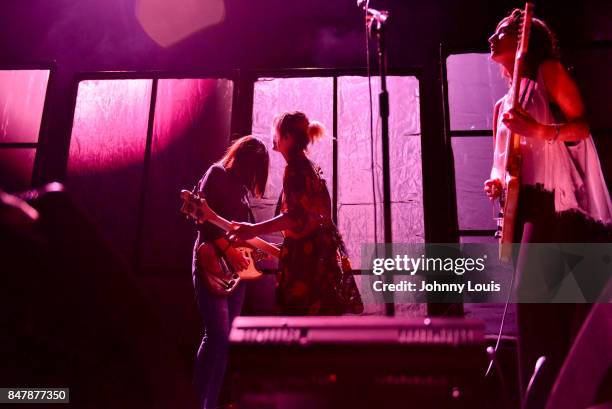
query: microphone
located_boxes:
[356,0,390,25]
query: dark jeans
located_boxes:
[192,267,245,409]
[513,185,595,408]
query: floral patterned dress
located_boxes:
[276,153,363,315]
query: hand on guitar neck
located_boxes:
[502,105,545,139]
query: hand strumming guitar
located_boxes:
[484,178,503,200]
[214,237,249,271]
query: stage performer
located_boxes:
[483,8,612,407]
[191,135,269,409]
[230,111,363,316]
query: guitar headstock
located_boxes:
[510,2,535,107]
[517,3,535,56]
[180,189,216,224]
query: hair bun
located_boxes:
[307,120,326,144]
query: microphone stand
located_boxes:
[366,7,394,316]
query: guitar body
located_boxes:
[196,243,264,296]
[498,175,520,262]
[180,188,280,296]
[197,243,240,296]
[498,120,523,262]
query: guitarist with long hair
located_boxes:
[484,7,612,407]
[191,135,269,409]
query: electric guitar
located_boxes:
[496,2,535,262]
[179,189,280,296]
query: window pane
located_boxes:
[251,76,333,218]
[447,53,507,131]
[392,202,425,243]
[337,76,421,204]
[66,79,152,264]
[340,202,426,317]
[337,203,381,269]
[0,70,50,143]
[140,78,234,274]
[452,136,497,231]
[338,75,424,269]
[0,148,36,191]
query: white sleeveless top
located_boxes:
[491,67,612,226]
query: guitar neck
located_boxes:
[510,2,534,110]
[207,214,280,259]
[505,2,534,174]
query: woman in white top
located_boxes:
[484,8,612,407]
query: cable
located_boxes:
[480,264,516,409]
[485,262,516,378]
[491,347,513,409]
[486,78,535,378]
[365,0,378,247]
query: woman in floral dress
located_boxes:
[230,111,363,315]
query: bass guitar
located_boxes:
[496,2,535,262]
[180,189,280,296]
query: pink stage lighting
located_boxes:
[135,0,226,47]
